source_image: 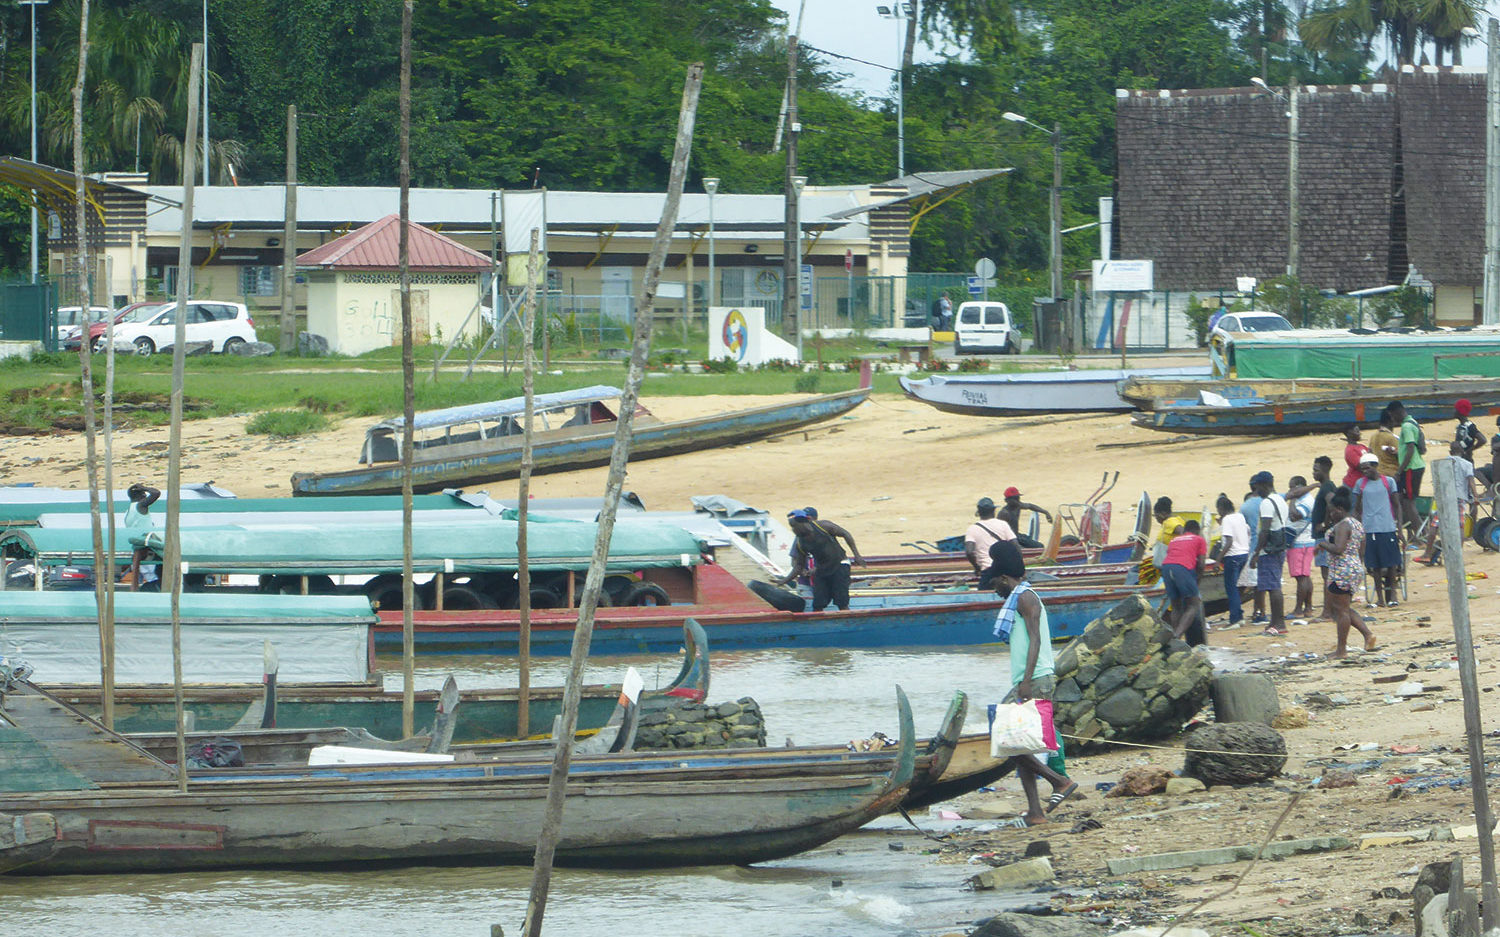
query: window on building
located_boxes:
[239,265,279,297]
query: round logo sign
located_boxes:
[722,309,749,361]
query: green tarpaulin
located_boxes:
[0,528,133,566]
[1227,330,1500,380]
[0,493,470,528]
[0,591,376,623]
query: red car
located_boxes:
[61,301,164,351]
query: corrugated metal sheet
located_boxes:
[295,214,492,270]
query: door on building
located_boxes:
[601,267,632,324]
[389,290,431,344]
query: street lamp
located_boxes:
[20,0,48,282]
[792,174,806,356]
[703,177,719,311]
[1251,76,1301,292]
[1004,111,1063,303]
[875,3,910,178]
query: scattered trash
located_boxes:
[1314,769,1358,789]
[1397,682,1425,697]
[1390,743,1421,754]
[1069,817,1104,833]
[1272,706,1311,729]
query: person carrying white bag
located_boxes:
[983,539,1080,829]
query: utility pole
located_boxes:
[783,34,800,344]
[1287,76,1300,285]
[1050,122,1063,302]
[280,105,297,353]
[1485,16,1500,324]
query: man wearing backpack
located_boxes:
[1247,471,1290,635]
[1391,400,1427,539]
[965,497,1016,575]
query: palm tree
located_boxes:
[1300,0,1478,67]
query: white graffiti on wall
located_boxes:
[344,297,395,340]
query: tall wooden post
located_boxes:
[516,230,541,738]
[168,43,203,794]
[398,0,416,739]
[520,63,704,937]
[281,104,297,352]
[782,35,799,343]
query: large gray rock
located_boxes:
[1182,722,1287,784]
[970,912,1106,937]
[297,331,330,357]
[1051,595,1213,750]
[230,340,276,357]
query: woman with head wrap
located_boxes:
[987,540,1077,827]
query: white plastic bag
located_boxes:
[990,701,1048,757]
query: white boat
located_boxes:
[898,366,1211,416]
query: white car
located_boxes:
[111,300,256,356]
[953,301,1021,354]
[1208,310,1293,346]
[54,305,114,344]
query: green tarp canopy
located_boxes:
[136,518,706,575]
[1227,329,1500,380]
[0,528,133,567]
[0,493,470,528]
[0,591,376,624]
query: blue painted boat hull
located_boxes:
[1133,388,1500,437]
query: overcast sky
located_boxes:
[767,0,949,100]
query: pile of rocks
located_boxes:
[1049,594,1214,750]
[634,697,767,750]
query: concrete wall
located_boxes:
[1433,284,1479,327]
[305,271,481,356]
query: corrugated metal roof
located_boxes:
[294,214,492,271]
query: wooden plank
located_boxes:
[2,686,174,784]
[0,727,98,791]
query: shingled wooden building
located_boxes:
[1116,65,1485,326]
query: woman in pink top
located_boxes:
[1342,424,1370,488]
[1161,519,1210,646]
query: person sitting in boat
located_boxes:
[964,497,1016,576]
[997,487,1052,550]
[987,540,1077,829]
[774,510,864,611]
[124,482,161,592]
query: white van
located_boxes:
[953,301,1020,354]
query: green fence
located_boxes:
[0,280,56,351]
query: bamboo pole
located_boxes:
[520,62,704,937]
[70,0,112,729]
[168,44,203,795]
[398,0,416,740]
[516,229,541,738]
[1433,456,1500,931]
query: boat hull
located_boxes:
[291,388,870,496]
[1132,388,1500,437]
[899,366,1210,416]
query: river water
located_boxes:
[7,647,1028,934]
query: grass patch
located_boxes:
[245,409,333,437]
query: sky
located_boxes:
[767,0,950,100]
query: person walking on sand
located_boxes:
[1247,471,1289,635]
[124,482,161,592]
[964,497,1016,575]
[1284,475,1318,620]
[988,540,1077,829]
[998,487,1053,550]
[1455,399,1486,465]
[1317,489,1378,657]
[775,510,864,611]
[1352,452,1402,607]
[1239,486,1266,624]
[1391,400,1427,539]
[1215,494,1251,629]
[1161,519,1209,645]
[1301,456,1339,620]
[1342,425,1370,489]
[1415,440,1480,565]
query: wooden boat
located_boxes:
[0,680,916,874]
[47,620,709,741]
[1117,375,1436,410]
[290,382,872,496]
[0,813,59,874]
[898,365,1210,416]
[1130,380,1500,437]
[370,570,1154,655]
[1211,325,1500,380]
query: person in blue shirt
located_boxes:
[1239,486,1265,623]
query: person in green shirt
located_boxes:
[1390,400,1427,539]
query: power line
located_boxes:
[799,41,898,74]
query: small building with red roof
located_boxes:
[296,213,491,356]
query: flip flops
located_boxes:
[1045,781,1079,813]
[1261,627,1288,636]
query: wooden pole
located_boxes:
[516,229,541,739]
[281,104,297,353]
[520,62,704,937]
[70,0,113,729]
[1433,456,1500,930]
[398,0,416,740]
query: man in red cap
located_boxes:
[998,487,1053,549]
[1454,399,1486,466]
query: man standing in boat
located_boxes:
[965,497,1016,576]
[776,511,864,611]
[997,488,1052,549]
[125,482,161,592]
[987,540,1077,828]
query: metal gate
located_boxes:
[0,280,56,351]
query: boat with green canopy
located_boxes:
[1212,325,1500,380]
[0,492,474,529]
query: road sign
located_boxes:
[844,249,853,272]
[800,263,814,311]
[967,276,983,296]
[974,257,997,280]
[1092,259,1154,292]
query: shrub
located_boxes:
[246,409,332,437]
[700,357,738,374]
[793,371,821,393]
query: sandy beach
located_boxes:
[6,389,1500,934]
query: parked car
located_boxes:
[953,301,1020,354]
[61,301,163,351]
[109,300,256,356]
[1208,310,1293,345]
[53,305,114,345]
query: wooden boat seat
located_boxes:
[0,683,174,786]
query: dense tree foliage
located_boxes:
[0,0,1451,279]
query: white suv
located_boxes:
[111,300,256,356]
[953,301,1020,354]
